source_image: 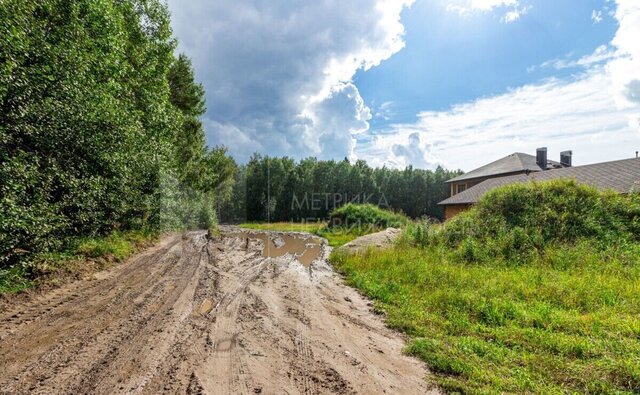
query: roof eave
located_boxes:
[438,201,475,206]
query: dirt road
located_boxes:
[0,229,438,395]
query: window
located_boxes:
[456,183,467,194]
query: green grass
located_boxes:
[0,266,33,294]
[74,230,154,261]
[240,221,326,234]
[317,225,384,247]
[330,181,640,394]
[331,243,640,394]
[431,179,640,264]
[328,203,410,229]
[0,230,157,295]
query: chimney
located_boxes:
[536,147,548,170]
[560,150,572,167]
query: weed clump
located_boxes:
[425,179,640,263]
[333,179,640,394]
[328,203,409,230]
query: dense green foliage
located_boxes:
[333,181,640,394]
[328,203,409,229]
[0,1,236,274]
[220,155,460,223]
[415,179,640,263]
[0,229,157,294]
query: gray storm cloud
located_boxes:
[167,0,413,161]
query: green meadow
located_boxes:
[333,181,640,394]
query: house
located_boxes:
[440,148,570,219]
[439,149,640,220]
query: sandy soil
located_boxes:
[0,228,439,395]
[338,228,403,254]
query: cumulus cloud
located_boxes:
[357,70,639,170]
[167,0,413,161]
[447,0,529,23]
[540,45,616,70]
[390,132,437,169]
[608,0,640,107]
[357,0,640,171]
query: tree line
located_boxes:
[0,0,460,271]
[0,0,235,269]
[219,155,461,223]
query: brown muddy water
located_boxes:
[227,231,324,266]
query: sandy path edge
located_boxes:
[0,229,440,395]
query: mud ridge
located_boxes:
[0,228,439,395]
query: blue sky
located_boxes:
[167,0,640,171]
[357,0,618,130]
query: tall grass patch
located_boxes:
[0,230,157,295]
[332,244,640,394]
[328,203,410,229]
[434,180,640,264]
[321,203,410,246]
[332,180,640,393]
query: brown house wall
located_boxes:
[449,179,485,196]
[449,171,531,197]
[444,171,534,220]
[444,204,472,220]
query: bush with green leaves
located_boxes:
[0,0,235,274]
[403,217,441,247]
[422,179,640,263]
[334,181,640,394]
[328,203,410,230]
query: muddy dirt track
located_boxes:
[0,229,439,395]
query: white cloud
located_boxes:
[501,5,531,23]
[540,45,616,70]
[356,0,640,171]
[167,0,413,161]
[608,0,640,107]
[447,0,529,23]
[374,101,396,121]
[301,83,372,161]
[447,0,518,13]
[592,9,603,23]
[501,9,522,23]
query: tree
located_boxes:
[222,154,461,224]
[0,0,236,269]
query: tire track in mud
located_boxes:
[0,228,440,395]
[0,237,185,393]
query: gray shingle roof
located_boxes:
[439,157,640,206]
[446,153,563,183]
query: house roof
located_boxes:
[439,157,640,206]
[446,152,563,183]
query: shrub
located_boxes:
[0,2,235,275]
[403,217,441,247]
[416,179,640,263]
[328,203,410,230]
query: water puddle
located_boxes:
[228,231,323,266]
